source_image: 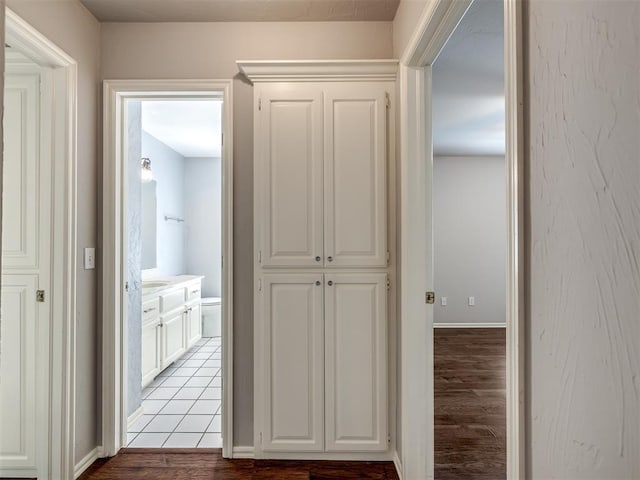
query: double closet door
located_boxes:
[254,80,392,455]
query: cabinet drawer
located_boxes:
[142,298,160,323]
[186,283,202,302]
[160,288,186,313]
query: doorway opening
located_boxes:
[102,81,233,457]
[124,99,224,448]
[431,4,507,476]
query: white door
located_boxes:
[0,67,51,476]
[261,273,324,452]
[324,84,388,268]
[257,85,324,267]
[324,273,388,452]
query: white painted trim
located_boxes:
[4,8,78,480]
[393,449,403,480]
[433,323,506,329]
[237,59,398,83]
[232,446,255,459]
[504,1,526,478]
[102,79,234,458]
[397,1,525,479]
[126,406,144,431]
[74,446,104,479]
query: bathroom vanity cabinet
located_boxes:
[141,276,202,388]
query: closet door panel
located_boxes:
[261,274,324,452]
[324,84,387,267]
[325,273,387,452]
[259,86,324,267]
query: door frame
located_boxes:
[101,79,234,457]
[397,0,524,478]
[3,8,78,480]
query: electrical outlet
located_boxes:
[468,296,475,306]
[440,296,447,306]
[84,247,96,270]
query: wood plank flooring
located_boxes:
[434,327,506,480]
[78,449,400,480]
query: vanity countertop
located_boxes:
[141,275,204,295]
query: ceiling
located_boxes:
[142,100,222,158]
[79,0,400,22]
[432,0,505,157]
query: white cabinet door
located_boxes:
[324,273,388,451]
[258,85,324,267]
[187,302,202,348]
[261,274,324,452]
[324,84,388,267]
[141,320,161,388]
[161,309,186,368]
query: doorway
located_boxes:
[102,81,234,456]
[0,8,78,479]
[431,0,507,477]
[397,0,523,478]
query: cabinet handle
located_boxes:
[315,256,321,262]
[327,280,333,286]
[327,256,333,262]
[315,281,321,286]
[191,289,200,294]
[144,307,156,313]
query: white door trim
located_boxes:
[397,0,524,478]
[4,8,78,480]
[102,79,234,458]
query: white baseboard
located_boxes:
[433,322,506,328]
[232,446,255,458]
[392,450,403,480]
[127,405,144,431]
[74,446,104,479]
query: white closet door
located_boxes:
[325,273,388,452]
[258,86,324,267]
[261,274,324,452]
[1,69,50,476]
[324,84,387,267]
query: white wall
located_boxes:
[101,20,393,446]
[526,1,640,477]
[4,0,101,463]
[141,131,186,276]
[184,157,222,298]
[392,0,428,58]
[434,156,506,325]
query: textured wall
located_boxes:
[4,0,102,463]
[126,101,143,419]
[434,156,506,325]
[184,157,222,298]
[526,1,640,478]
[101,21,393,446]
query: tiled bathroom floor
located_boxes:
[127,337,223,448]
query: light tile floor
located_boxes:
[127,337,223,448]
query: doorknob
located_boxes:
[327,256,333,262]
[315,281,321,286]
[327,280,333,286]
[315,256,321,262]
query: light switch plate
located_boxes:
[84,247,96,270]
[468,296,475,306]
[440,296,447,306]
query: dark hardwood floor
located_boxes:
[434,327,506,480]
[78,449,400,480]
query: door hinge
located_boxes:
[386,278,391,291]
[386,250,390,265]
[385,92,390,109]
[36,290,45,303]
[221,133,224,145]
[258,98,262,111]
[125,281,129,292]
[425,291,435,304]
[260,432,263,445]
[258,279,263,292]
[387,433,392,445]
[258,250,262,264]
